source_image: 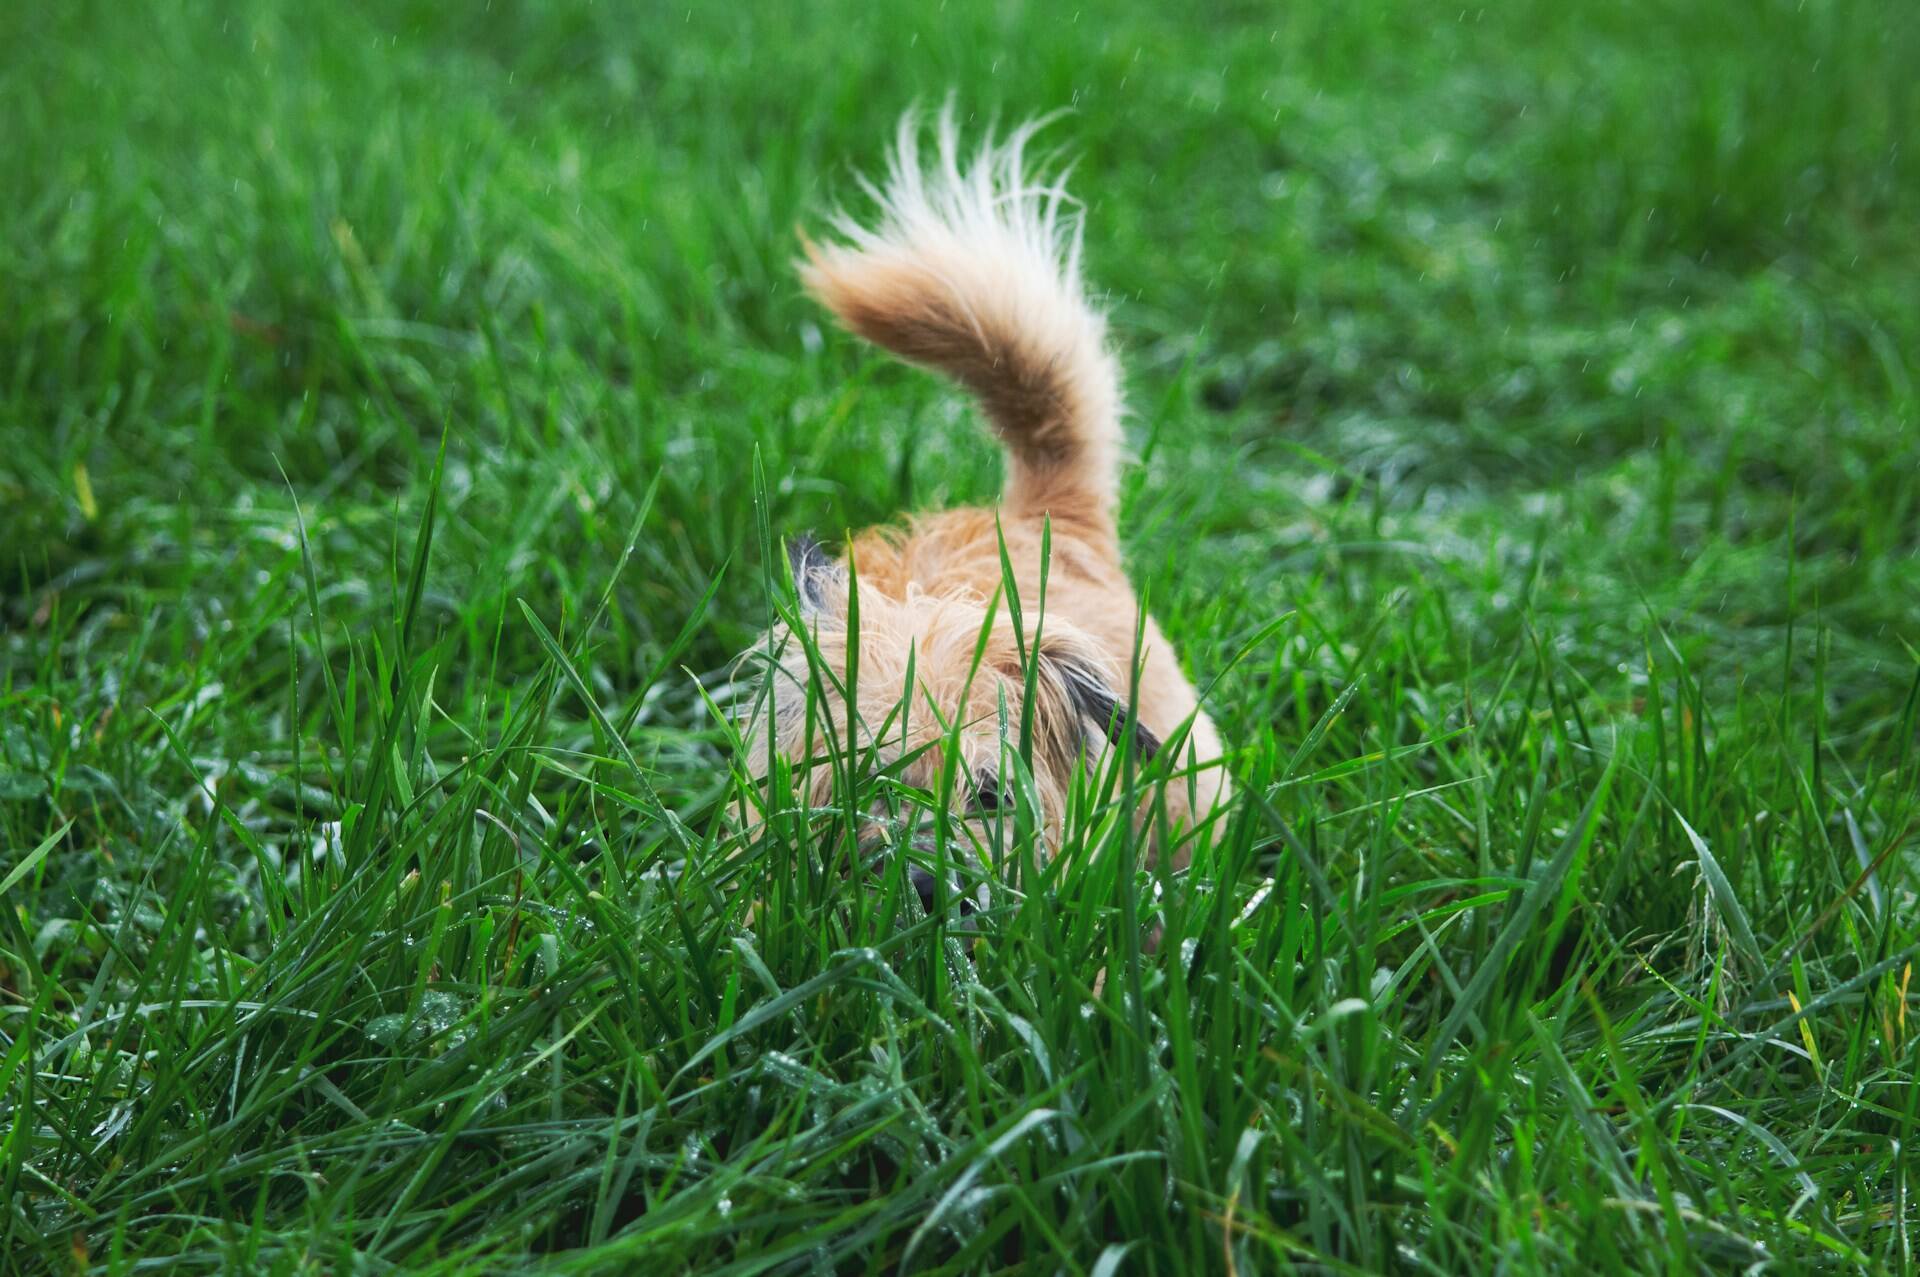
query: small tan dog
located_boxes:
[745,113,1229,899]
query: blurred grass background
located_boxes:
[3,0,1918,1271]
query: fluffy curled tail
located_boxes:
[799,111,1125,532]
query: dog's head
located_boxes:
[741,534,1158,903]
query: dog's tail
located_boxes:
[799,111,1124,533]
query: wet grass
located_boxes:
[3,0,1918,1271]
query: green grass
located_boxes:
[5,0,1920,1270]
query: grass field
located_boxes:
[5,0,1920,1271]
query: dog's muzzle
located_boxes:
[861,822,991,921]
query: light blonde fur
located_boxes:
[747,111,1229,870]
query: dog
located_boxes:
[742,112,1230,906]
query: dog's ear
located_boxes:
[786,533,843,618]
[1042,644,1161,761]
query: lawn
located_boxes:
[4,0,1919,1271]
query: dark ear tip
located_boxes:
[1051,650,1161,760]
[786,532,822,576]
[786,532,838,614]
[1119,713,1162,761]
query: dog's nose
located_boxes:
[909,866,940,914]
[908,863,983,918]
[862,822,987,920]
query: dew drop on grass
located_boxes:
[419,990,464,1033]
